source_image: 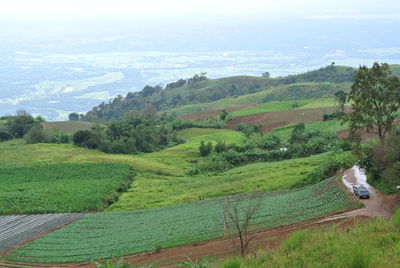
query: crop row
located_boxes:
[0,163,132,214]
[6,177,357,263]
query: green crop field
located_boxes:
[6,177,356,263]
[0,128,347,212]
[230,98,338,118]
[0,163,132,214]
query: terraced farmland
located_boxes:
[0,214,86,252]
[6,177,357,263]
[0,163,132,214]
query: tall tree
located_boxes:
[334,90,347,115]
[343,63,400,143]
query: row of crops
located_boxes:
[0,163,132,214]
[6,177,357,263]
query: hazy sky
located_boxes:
[1,0,400,21]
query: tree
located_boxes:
[343,63,400,143]
[289,123,306,144]
[224,193,261,257]
[262,72,270,78]
[334,90,347,115]
[219,110,229,121]
[68,112,80,121]
[6,110,37,138]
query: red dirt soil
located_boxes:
[177,104,257,121]
[227,107,337,133]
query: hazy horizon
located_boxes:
[1,0,400,120]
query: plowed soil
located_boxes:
[227,107,337,133]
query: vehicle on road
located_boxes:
[352,185,370,199]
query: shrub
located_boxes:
[0,131,11,141]
[392,208,400,230]
[282,230,309,253]
[24,125,50,144]
[221,258,241,268]
[199,141,213,157]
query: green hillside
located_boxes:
[83,65,355,120]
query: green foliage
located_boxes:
[220,216,400,268]
[5,110,42,138]
[392,208,400,230]
[199,141,213,156]
[360,129,400,194]
[0,163,132,214]
[24,125,50,144]
[343,62,400,142]
[51,131,71,144]
[293,152,357,187]
[6,177,356,263]
[95,258,154,268]
[0,130,12,141]
[221,258,241,268]
[177,257,215,268]
[84,66,355,121]
[236,123,262,138]
[282,230,309,253]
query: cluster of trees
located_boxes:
[0,110,48,142]
[72,113,183,154]
[190,123,340,175]
[78,65,356,122]
[340,63,400,193]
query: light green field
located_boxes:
[266,120,349,142]
[0,127,343,211]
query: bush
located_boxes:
[282,230,309,253]
[199,141,213,157]
[73,130,97,149]
[221,258,241,268]
[51,132,71,144]
[24,125,50,144]
[0,131,11,141]
[392,208,400,230]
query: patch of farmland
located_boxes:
[6,177,357,263]
[41,121,93,134]
[0,163,132,214]
[227,107,338,133]
[0,213,86,252]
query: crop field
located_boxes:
[230,98,337,118]
[5,177,357,263]
[0,214,87,252]
[41,121,93,134]
[0,129,344,212]
[0,163,132,214]
[166,82,350,117]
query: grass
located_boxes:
[0,128,343,211]
[0,163,132,214]
[266,120,349,142]
[218,214,400,268]
[5,177,357,263]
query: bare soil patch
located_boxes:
[227,107,337,133]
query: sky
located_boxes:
[1,0,400,21]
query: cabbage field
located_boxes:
[0,163,132,214]
[6,177,357,263]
